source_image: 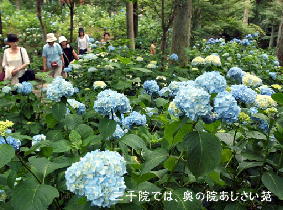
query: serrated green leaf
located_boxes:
[0,144,15,169]
[262,172,283,200]
[142,148,168,174]
[98,118,116,139]
[120,134,146,150]
[52,102,66,121]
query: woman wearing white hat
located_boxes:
[59,36,78,68]
[42,33,64,77]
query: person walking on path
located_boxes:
[77,28,90,55]
[59,36,79,68]
[2,34,30,84]
[42,33,64,78]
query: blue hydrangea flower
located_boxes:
[32,134,46,147]
[195,71,227,93]
[173,86,211,121]
[169,53,178,61]
[2,86,11,94]
[273,60,280,66]
[202,112,219,124]
[67,99,86,114]
[89,38,95,43]
[227,67,245,81]
[0,135,21,150]
[230,38,241,43]
[82,53,98,60]
[166,80,196,97]
[15,82,33,95]
[64,67,72,72]
[143,80,160,95]
[112,124,127,139]
[231,85,257,104]
[260,54,268,60]
[259,86,275,96]
[269,72,277,80]
[214,91,241,123]
[249,108,269,133]
[159,87,171,97]
[65,150,127,208]
[94,89,131,116]
[122,111,146,129]
[108,46,116,51]
[240,39,251,46]
[46,77,75,102]
[249,107,258,115]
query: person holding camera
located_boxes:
[42,33,64,77]
[1,34,30,84]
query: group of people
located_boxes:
[1,28,112,84]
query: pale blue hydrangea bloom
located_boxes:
[202,112,219,124]
[231,85,257,104]
[214,91,240,123]
[0,133,21,150]
[82,53,98,60]
[46,77,75,102]
[15,82,33,95]
[88,67,98,72]
[65,150,127,208]
[159,87,171,97]
[2,86,11,94]
[143,80,160,95]
[67,99,86,114]
[94,89,131,116]
[249,107,269,133]
[259,86,275,96]
[195,71,226,93]
[164,80,196,97]
[32,134,46,150]
[273,60,280,66]
[269,72,277,80]
[112,124,127,139]
[169,53,178,61]
[64,67,72,72]
[108,46,116,51]
[173,86,211,121]
[122,111,146,129]
[260,54,268,60]
[227,67,245,81]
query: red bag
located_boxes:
[0,71,5,81]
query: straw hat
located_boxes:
[46,33,57,42]
[58,36,68,44]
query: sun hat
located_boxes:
[78,28,84,33]
[58,36,68,44]
[46,33,57,42]
[7,34,19,42]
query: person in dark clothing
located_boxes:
[59,36,79,68]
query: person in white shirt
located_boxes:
[2,34,30,84]
[77,28,90,55]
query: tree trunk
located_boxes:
[243,0,250,24]
[171,0,192,66]
[16,0,21,10]
[277,13,283,65]
[161,0,166,55]
[69,2,75,43]
[36,0,47,42]
[126,2,135,49]
[133,1,138,38]
[269,25,275,49]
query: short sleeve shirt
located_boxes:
[42,43,63,69]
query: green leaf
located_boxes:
[45,113,57,129]
[65,196,93,210]
[141,148,168,174]
[272,93,283,105]
[208,170,226,186]
[224,203,247,210]
[132,67,152,73]
[237,162,264,175]
[46,130,64,141]
[98,118,116,139]
[50,140,71,153]
[262,172,283,200]
[186,132,221,177]
[203,120,221,133]
[64,114,83,130]
[164,156,178,171]
[29,157,68,181]
[11,179,59,210]
[0,144,15,168]
[52,102,66,121]
[120,134,146,150]
[216,133,234,146]
[75,124,94,139]
[246,131,266,140]
[155,98,169,108]
[163,188,203,210]
[69,130,82,149]
[136,181,161,193]
[164,121,193,147]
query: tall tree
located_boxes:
[60,0,76,43]
[36,0,47,42]
[171,0,192,66]
[133,0,138,38]
[243,0,251,24]
[15,0,21,10]
[126,1,135,49]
